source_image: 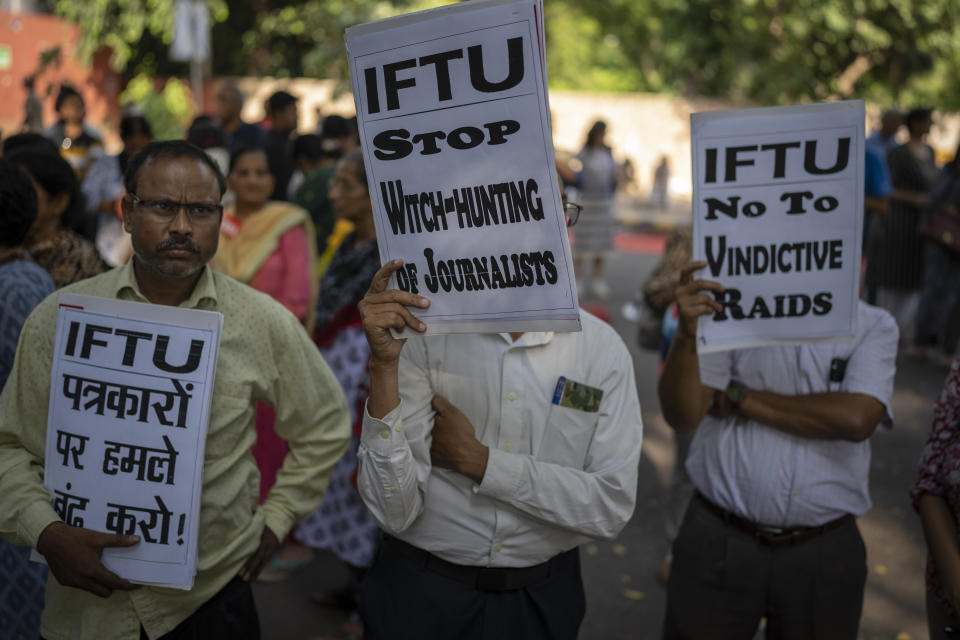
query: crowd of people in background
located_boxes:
[0,81,378,638]
[4,77,960,640]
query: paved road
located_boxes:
[253,237,946,640]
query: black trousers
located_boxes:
[662,496,867,640]
[360,538,586,640]
[140,576,259,640]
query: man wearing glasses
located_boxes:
[354,186,643,640]
[0,140,350,640]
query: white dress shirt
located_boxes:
[357,310,643,568]
[687,301,898,528]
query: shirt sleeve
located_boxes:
[699,349,734,392]
[0,304,61,548]
[258,312,351,540]
[911,359,960,510]
[476,339,643,540]
[844,307,899,424]
[356,339,435,534]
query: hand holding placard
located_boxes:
[673,261,724,340]
[37,521,141,598]
[359,260,430,420]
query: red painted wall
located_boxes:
[0,11,122,142]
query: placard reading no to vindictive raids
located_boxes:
[691,101,865,353]
[345,0,580,334]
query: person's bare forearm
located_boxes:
[920,493,960,603]
[739,390,883,441]
[659,330,709,431]
[368,360,401,419]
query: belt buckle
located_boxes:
[754,524,787,544]
[476,568,509,591]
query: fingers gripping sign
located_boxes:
[673,260,725,339]
[37,521,141,598]
[359,259,432,365]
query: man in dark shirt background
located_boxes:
[214,82,264,154]
[263,90,299,201]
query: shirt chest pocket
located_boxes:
[204,384,254,458]
[536,405,599,470]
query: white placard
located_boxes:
[346,0,580,335]
[41,293,222,589]
[691,101,865,353]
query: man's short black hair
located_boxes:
[905,108,934,135]
[293,134,328,161]
[55,85,83,112]
[120,114,153,141]
[0,158,40,248]
[186,116,226,150]
[124,140,227,198]
[321,115,350,139]
[2,132,59,155]
[267,90,298,116]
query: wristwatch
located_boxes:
[725,381,746,413]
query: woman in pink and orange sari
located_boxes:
[212,147,317,506]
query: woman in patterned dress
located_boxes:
[913,358,960,638]
[6,147,107,288]
[296,149,380,619]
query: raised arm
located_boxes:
[657,261,724,431]
[355,260,434,533]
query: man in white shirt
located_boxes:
[355,257,643,640]
[658,262,898,640]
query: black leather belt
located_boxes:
[694,492,853,548]
[383,535,573,591]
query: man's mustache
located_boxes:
[156,238,200,253]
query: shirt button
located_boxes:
[395,424,402,432]
[507,392,516,401]
[390,486,398,494]
[379,429,390,439]
[504,443,513,452]
[494,543,503,552]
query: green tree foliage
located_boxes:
[53,0,228,72]
[55,0,960,109]
[238,0,434,84]
[554,0,960,108]
[118,74,194,140]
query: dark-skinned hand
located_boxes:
[358,259,430,366]
[430,395,489,484]
[37,521,141,598]
[672,260,725,339]
[239,526,280,582]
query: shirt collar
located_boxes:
[114,259,219,309]
[496,331,554,347]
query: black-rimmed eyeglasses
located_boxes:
[565,201,582,227]
[128,194,223,223]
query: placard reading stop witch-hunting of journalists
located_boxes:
[40,293,222,589]
[691,101,865,353]
[346,0,579,334]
